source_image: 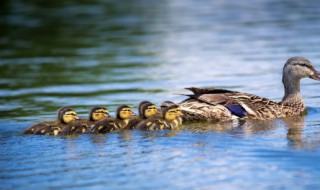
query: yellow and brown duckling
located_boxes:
[60,106,111,136]
[23,106,79,136]
[136,104,184,130]
[160,101,184,126]
[126,102,159,129]
[138,101,152,117]
[90,105,132,133]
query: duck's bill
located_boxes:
[310,71,320,80]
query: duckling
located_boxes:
[138,101,152,116]
[60,106,111,136]
[179,57,320,121]
[160,101,184,126]
[136,104,183,130]
[23,107,79,136]
[90,105,132,133]
[126,102,159,129]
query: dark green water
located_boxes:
[1,0,320,189]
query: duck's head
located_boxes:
[163,105,184,122]
[283,57,320,82]
[141,102,159,119]
[117,105,132,120]
[160,101,176,111]
[90,106,110,121]
[160,101,183,116]
[58,107,79,124]
[138,101,152,116]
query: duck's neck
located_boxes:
[281,76,304,106]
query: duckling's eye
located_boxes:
[95,109,109,114]
[122,109,132,112]
[95,111,106,114]
[65,112,77,116]
[148,106,157,110]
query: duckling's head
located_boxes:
[283,57,320,82]
[58,107,79,124]
[117,105,132,120]
[138,101,152,116]
[89,106,110,121]
[141,103,158,119]
[163,105,183,122]
[160,101,176,111]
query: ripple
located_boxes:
[1,0,320,189]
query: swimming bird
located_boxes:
[136,104,183,130]
[159,101,184,126]
[90,105,132,133]
[138,101,152,116]
[126,102,159,129]
[60,106,111,135]
[179,57,320,121]
[23,106,79,135]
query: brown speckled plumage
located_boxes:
[179,57,320,121]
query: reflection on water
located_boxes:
[285,116,305,148]
[1,0,320,189]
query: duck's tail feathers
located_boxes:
[185,87,236,94]
[175,93,200,99]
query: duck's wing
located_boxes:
[184,87,279,119]
[60,120,90,136]
[33,124,62,136]
[126,116,142,130]
[136,118,168,130]
[23,121,58,134]
[90,118,119,133]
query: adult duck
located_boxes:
[179,57,320,121]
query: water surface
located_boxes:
[1,0,320,189]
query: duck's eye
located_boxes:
[122,109,131,112]
[293,63,312,70]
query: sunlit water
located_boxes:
[1,0,320,189]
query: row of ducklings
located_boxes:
[23,101,184,136]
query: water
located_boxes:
[1,0,320,189]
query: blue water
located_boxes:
[1,0,320,189]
